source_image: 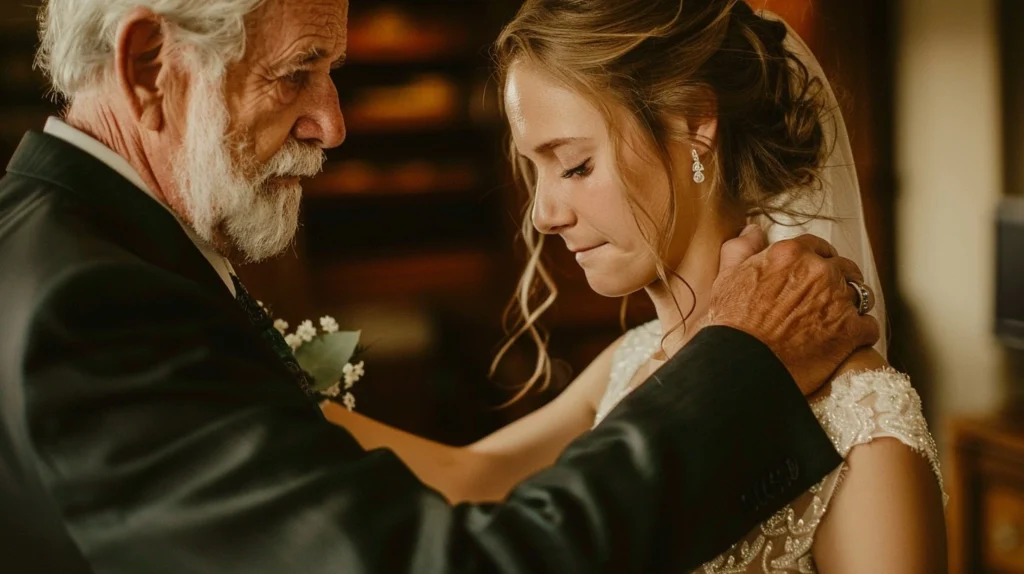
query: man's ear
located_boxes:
[114,8,168,131]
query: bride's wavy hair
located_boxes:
[491,0,832,402]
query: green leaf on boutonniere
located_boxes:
[293,330,361,391]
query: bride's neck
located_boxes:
[644,201,746,355]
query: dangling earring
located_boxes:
[691,147,705,184]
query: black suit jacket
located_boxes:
[0,132,841,573]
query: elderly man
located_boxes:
[0,0,879,572]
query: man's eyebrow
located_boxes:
[287,47,346,69]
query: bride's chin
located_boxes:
[583,273,642,299]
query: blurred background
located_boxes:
[2,1,1024,571]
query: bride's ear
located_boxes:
[664,111,718,155]
[691,116,718,154]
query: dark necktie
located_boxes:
[230,274,316,395]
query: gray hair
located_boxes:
[36,0,266,100]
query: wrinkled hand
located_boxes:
[706,225,880,395]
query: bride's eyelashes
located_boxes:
[561,158,593,179]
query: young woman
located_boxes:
[324,1,947,571]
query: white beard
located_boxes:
[172,69,325,262]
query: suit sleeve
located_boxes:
[21,262,840,573]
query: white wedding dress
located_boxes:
[592,321,946,574]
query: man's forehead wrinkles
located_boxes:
[244,0,347,55]
[295,2,346,33]
[300,13,345,36]
[286,22,346,60]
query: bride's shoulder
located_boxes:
[810,348,921,444]
[808,349,943,487]
[807,351,948,569]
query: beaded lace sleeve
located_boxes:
[590,324,945,573]
[698,368,946,573]
[811,367,944,487]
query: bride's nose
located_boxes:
[531,180,576,234]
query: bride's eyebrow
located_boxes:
[533,137,588,155]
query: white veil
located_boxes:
[754,11,888,357]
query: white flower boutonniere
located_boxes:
[274,315,365,410]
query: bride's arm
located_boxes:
[322,336,622,504]
[811,350,948,573]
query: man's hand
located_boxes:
[707,225,880,395]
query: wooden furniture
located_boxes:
[949,415,1024,573]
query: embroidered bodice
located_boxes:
[592,321,945,573]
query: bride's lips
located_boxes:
[570,242,608,263]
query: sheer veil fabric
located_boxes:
[754,11,888,357]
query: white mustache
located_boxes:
[260,139,325,180]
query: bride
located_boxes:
[324,1,948,571]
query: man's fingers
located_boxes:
[845,281,876,314]
[740,222,765,240]
[851,314,881,349]
[719,224,768,273]
[792,234,839,259]
[833,256,875,314]
[834,256,865,285]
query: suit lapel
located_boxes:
[5,131,235,306]
[4,131,320,396]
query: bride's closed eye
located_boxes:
[561,158,593,179]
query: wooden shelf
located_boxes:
[338,126,500,151]
[344,115,460,134]
[347,5,472,64]
[304,186,480,199]
[345,48,474,66]
[304,160,480,198]
[302,192,503,259]
[343,54,481,69]
[314,248,498,301]
[341,73,465,133]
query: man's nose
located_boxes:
[294,79,346,149]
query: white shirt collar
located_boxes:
[43,117,237,297]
